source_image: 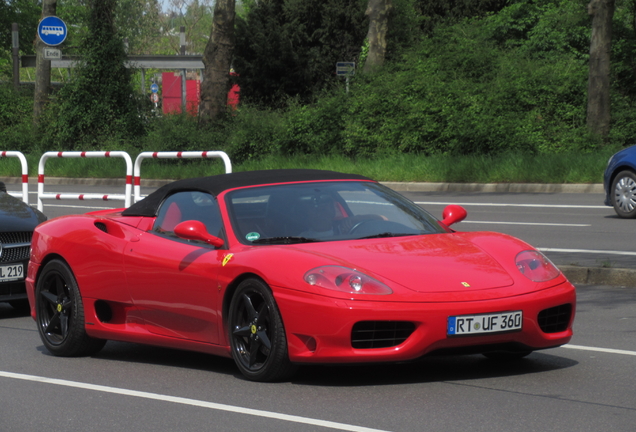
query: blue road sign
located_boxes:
[150,83,159,93]
[38,16,68,46]
[336,62,355,76]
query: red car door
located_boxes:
[124,191,225,344]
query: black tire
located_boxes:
[611,170,636,218]
[228,278,296,382]
[35,259,106,357]
[483,350,532,361]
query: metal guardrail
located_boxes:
[133,151,231,203]
[0,151,29,204]
[37,151,133,212]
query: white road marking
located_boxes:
[562,344,636,356]
[462,221,590,227]
[415,201,607,209]
[0,371,390,432]
[538,248,636,256]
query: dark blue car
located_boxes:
[604,145,636,218]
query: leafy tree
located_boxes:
[44,0,146,147]
[0,0,40,80]
[233,0,368,107]
[0,0,41,55]
[415,0,509,33]
[55,0,164,55]
[161,0,214,55]
[587,0,615,139]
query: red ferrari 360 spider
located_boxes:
[26,169,575,381]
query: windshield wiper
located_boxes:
[251,236,322,244]
[356,232,419,240]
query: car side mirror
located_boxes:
[441,205,467,226]
[174,220,224,247]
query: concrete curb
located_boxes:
[381,182,605,194]
[560,266,636,287]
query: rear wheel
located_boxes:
[228,278,296,382]
[35,259,106,356]
[611,170,636,218]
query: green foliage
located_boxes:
[483,0,590,58]
[0,0,41,54]
[0,0,41,79]
[233,0,368,107]
[0,84,37,153]
[42,0,147,149]
[222,106,285,163]
[142,112,219,151]
[258,10,593,159]
[414,0,509,34]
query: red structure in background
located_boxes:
[228,71,240,110]
[162,72,200,115]
[161,72,240,115]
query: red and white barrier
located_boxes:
[133,151,231,202]
[0,151,29,204]
[37,151,133,212]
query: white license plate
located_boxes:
[447,311,522,336]
[0,264,24,282]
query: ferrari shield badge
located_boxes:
[222,253,234,267]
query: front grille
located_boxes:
[0,232,32,263]
[351,321,415,349]
[0,246,29,262]
[0,232,31,244]
[538,304,572,333]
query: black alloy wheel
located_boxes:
[228,278,296,382]
[35,259,106,357]
[611,170,636,218]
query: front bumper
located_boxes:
[274,281,575,364]
[0,258,29,303]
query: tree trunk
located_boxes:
[363,0,392,73]
[586,0,615,139]
[33,0,57,127]
[199,0,235,126]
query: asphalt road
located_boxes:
[2,183,635,430]
[1,284,634,431]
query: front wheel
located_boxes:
[35,259,106,357]
[228,278,296,382]
[611,170,636,218]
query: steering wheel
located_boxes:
[347,219,376,234]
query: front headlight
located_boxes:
[515,250,560,282]
[304,266,393,295]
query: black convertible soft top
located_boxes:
[122,169,372,217]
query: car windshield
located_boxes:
[226,181,445,245]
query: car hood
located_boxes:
[0,193,46,231]
[286,233,516,293]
